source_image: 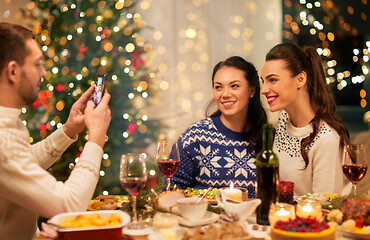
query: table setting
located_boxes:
[33,144,370,240]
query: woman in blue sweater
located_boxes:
[171,56,267,198]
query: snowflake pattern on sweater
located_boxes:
[171,116,257,198]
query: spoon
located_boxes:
[197,187,213,203]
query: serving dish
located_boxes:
[48,210,130,240]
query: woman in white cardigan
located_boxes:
[260,43,351,196]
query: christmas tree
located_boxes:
[21,0,161,196]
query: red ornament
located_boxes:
[140,147,147,153]
[32,91,51,109]
[127,123,138,134]
[78,44,87,54]
[39,124,48,131]
[101,27,110,39]
[147,175,158,190]
[130,49,145,69]
[56,84,65,92]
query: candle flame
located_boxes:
[230,181,234,189]
[276,208,290,216]
[302,204,313,212]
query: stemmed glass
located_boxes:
[156,141,180,190]
[342,144,368,196]
[120,153,147,229]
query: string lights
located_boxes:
[283,0,369,108]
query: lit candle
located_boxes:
[224,182,243,201]
[296,199,322,219]
[269,202,295,227]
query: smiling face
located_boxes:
[260,59,302,112]
[17,39,46,106]
[213,66,255,121]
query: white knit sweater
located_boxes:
[274,110,351,196]
[0,106,103,240]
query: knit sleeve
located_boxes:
[31,126,76,169]
[310,128,351,195]
[171,137,196,189]
[0,128,103,219]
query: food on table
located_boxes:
[338,218,370,234]
[271,216,335,240]
[341,199,370,225]
[301,193,340,202]
[183,187,217,200]
[155,189,185,211]
[181,221,251,240]
[326,209,343,224]
[60,213,121,228]
[87,196,129,210]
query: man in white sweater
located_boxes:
[0,22,111,239]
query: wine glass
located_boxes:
[342,144,368,196]
[120,153,147,229]
[156,141,180,190]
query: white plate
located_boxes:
[123,226,154,236]
[178,211,219,227]
[337,229,370,239]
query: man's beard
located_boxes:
[20,71,39,106]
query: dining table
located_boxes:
[31,194,366,240]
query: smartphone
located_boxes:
[92,73,107,106]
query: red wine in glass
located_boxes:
[157,159,180,178]
[343,144,368,196]
[342,165,367,184]
[120,153,147,229]
[121,177,147,197]
[156,141,180,190]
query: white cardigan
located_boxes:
[273,110,351,196]
[0,106,103,239]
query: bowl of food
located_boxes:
[47,210,130,240]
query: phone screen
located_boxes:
[93,73,107,106]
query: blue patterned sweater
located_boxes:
[171,116,257,198]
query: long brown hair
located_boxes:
[265,43,350,169]
[205,56,267,154]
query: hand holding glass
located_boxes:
[120,153,147,229]
[156,141,180,190]
[342,144,368,196]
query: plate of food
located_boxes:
[183,188,218,204]
[88,195,129,210]
[337,229,370,240]
[48,210,131,240]
[180,221,253,239]
[337,219,370,240]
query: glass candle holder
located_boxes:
[153,212,179,229]
[296,199,322,219]
[268,202,296,227]
[279,181,294,204]
[153,212,179,240]
[223,182,247,201]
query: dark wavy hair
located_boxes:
[265,43,350,169]
[0,22,35,72]
[205,56,267,154]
